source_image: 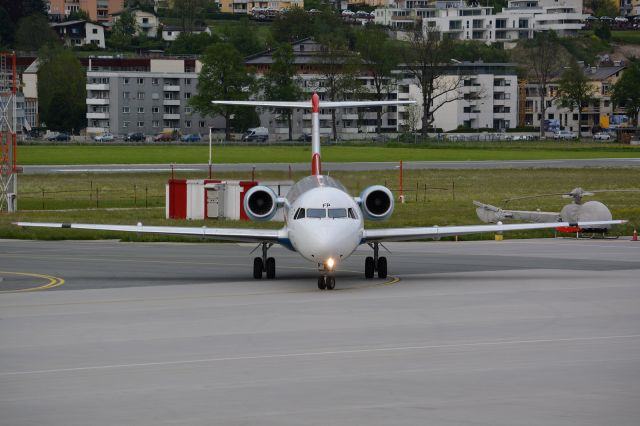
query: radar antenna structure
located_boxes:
[0,52,17,212]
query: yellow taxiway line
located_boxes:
[0,271,65,293]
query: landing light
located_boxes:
[326,258,335,270]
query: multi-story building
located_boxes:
[48,0,124,24]
[375,0,586,44]
[219,0,304,14]
[523,64,628,134]
[85,57,222,136]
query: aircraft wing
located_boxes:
[363,220,627,242]
[211,100,310,108]
[14,222,283,243]
[319,100,416,108]
[211,100,416,109]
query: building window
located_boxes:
[123,78,129,84]
[123,121,130,128]
[122,106,130,113]
[183,92,191,99]
[152,78,159,85]
[152,120,159,128]
[137,121,144,127]
[185,78,191,85]
[137,107,144,113]
[137,78,144,84]
[199,121,205,128]
[92,28,98,34]
[152,106,160,113]
[184,107,192,114]
[123,92,130,99]
[186,120,191,128]
[137,92,144,100]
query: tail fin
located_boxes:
[311,93,321,175]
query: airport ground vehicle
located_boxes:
[241,127,269,142]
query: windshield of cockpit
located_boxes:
[294,208,358,219]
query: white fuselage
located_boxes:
[283,176,364,268]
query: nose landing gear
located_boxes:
[253,242,276,279]
[318,275,335,290]
[365,242,387,279]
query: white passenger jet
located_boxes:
[16,94,625,289]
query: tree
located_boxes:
[556,61,595,138]
[593,21,611,41]
[15,14,59,52]
[109,11,137,50]
[0,6,15,48]
[514,31,567,137]
[191,43,255,140]
[172,0,208,33]
[262,43,302,140]
[38,47,86,133]
[592,0,618,17]
[166,32,219,55]
[223,20,265,56]
[313,34,361,141]
[402,26,465,136]
[0,0,47,22]
[612,62,640,127]
[271,7,314,43]
[67,9,90,22]
[355,26,400,133]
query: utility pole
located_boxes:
[0,52,17,213]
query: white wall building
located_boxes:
[112,10,160,38]
[161,26,212,42]
[50,20,106,49]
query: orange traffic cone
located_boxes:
[633,228,638,242]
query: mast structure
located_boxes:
[0,51,17,213]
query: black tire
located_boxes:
[317,276,326,290]
[326,276,335,290]
[253,257,263,279]
[365,256,375,279]
[266,257,276,279]
[377,256,387,279]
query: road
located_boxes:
[1,238,639,425]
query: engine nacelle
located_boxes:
[244,186,279,221]
[359,185,394,221]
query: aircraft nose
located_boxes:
[304,222,359,263]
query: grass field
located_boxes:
[2,168,638,241]
[612,31,640,44]
[16,143,640,165]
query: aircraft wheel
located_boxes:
[365,256,375,279]
[253,257,263,279]
[377,257,387,279]
[266,257,276,279]
[326,276,336,290]
[317,276,326,290]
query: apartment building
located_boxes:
[375,0,586,44]
[50,20,106,49]
[523,64,627,134]
[246,38,519,137]
[112,10,160,38]
[85,57,222,136]
[48,0,125,23]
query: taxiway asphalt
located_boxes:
[21,157,640,174]
[1,238,639,425]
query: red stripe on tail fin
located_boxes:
[312,153,321,176]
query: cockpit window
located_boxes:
[307,208,326,218]
[294,208,305,219]
[348,208,358,219]
[328,208,347,219]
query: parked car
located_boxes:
[153,133,176,142]
[181,133,202,142]
[124,132,145,142]
[241,127,269,142]
[593,132,612,140]
[94,132,115,142]
[553,130,578,140]
[46,132,70,141]
[297,133,311,142]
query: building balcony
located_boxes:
[86,83,109,91]
[87,112,110,119]
[341,113,359,120]
[87,126,108,134]
[303,113,332,120]
[163,85,180,92]
[163,113,181,120]
[87,98,110,105]
[163,99,181,106]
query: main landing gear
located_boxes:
[317,275,335,290]
[253,242,276,279]
[365,242,387,279]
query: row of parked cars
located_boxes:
[552,130,613,140]
[92,132,203,142]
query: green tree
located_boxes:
[262,43,302,140]
[109,11,137,50]
[593,21,611,41]
[593,0,618,17]
[556,61,595,138]
[38,47,86,133]
[271,7,314,43]
[167,32,219,55]
[402,26,464,136]
[172,0,208,32]
[67,9,90,22]
[514,31,567,137]
[355,26,400,133]
[15,14,59,51]
[191,43,255,140]
[223,20,264,56]
[0,0,47,22]
[0,6,15,48]
[612,62,640,127]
